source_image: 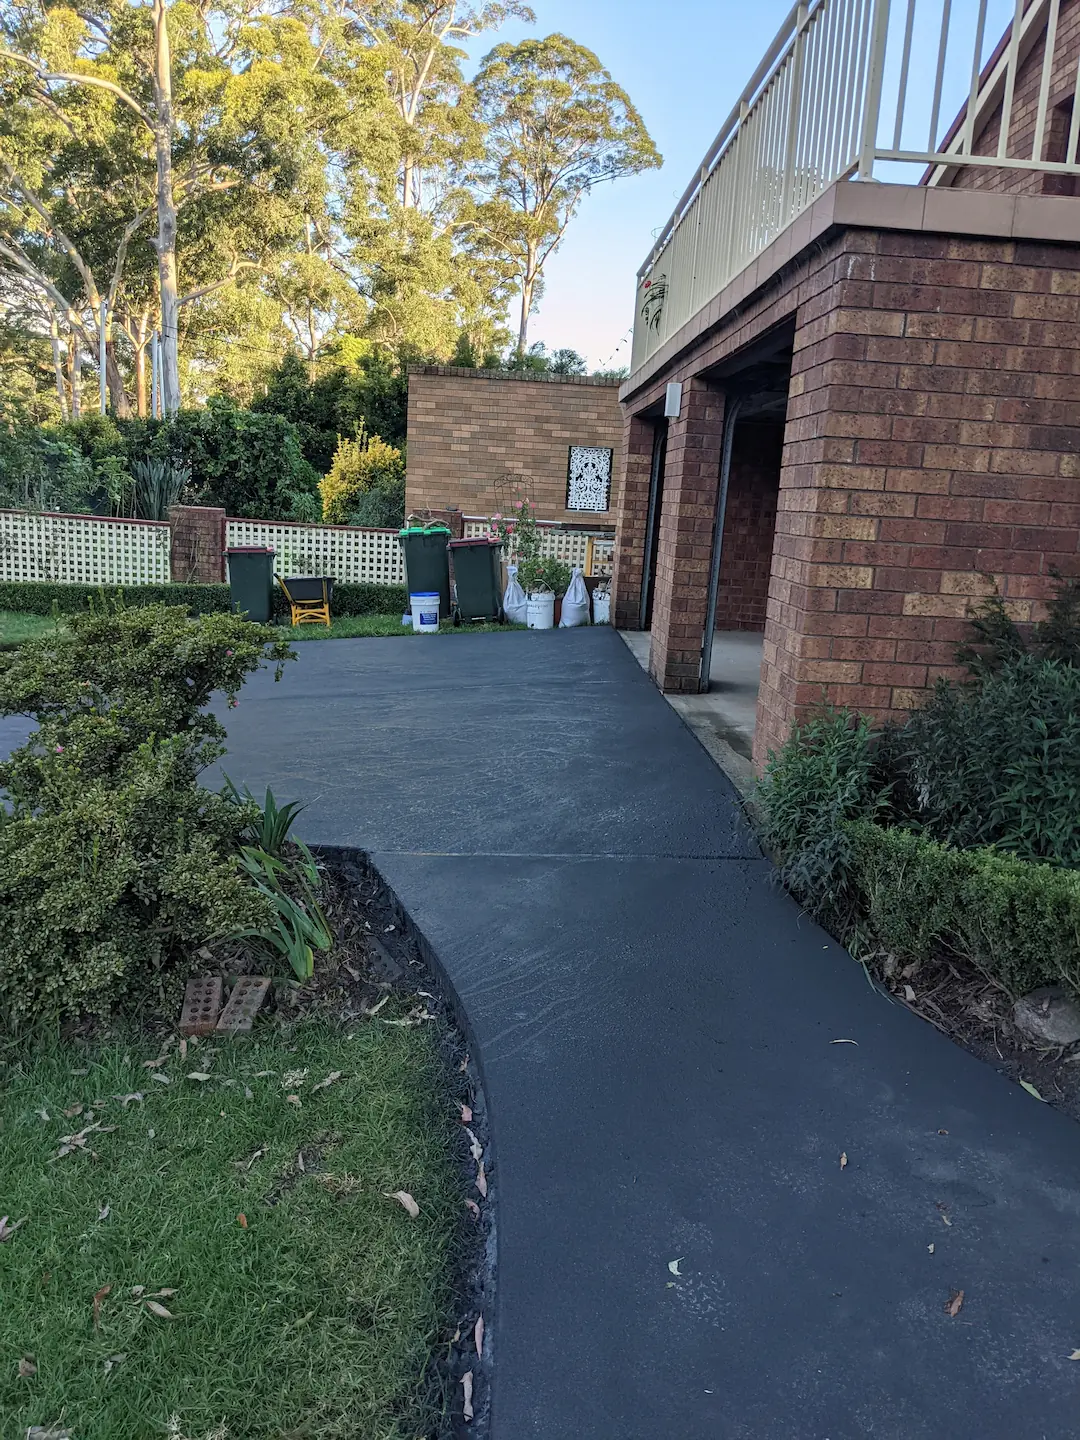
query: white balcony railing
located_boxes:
[632,0,1080,375]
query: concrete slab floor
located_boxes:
[620,629,763,790]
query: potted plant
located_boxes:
[490,499,571,630]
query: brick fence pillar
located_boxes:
[649,378,726,693]
[612,411,656,628]
[169,505,226,583]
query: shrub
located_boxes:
[756,709,892,927]
[896,654,1080,867]
[0,579,408,621]
[958,571,1080,676]
[0,581,233,616]
[320,431,406,524]
[0,427,98,513]
[0,602,294,1025]
[845,821,1080,997]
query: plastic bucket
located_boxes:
[410,591,440,633]
[526,591,555,630]
[592,589,611,625]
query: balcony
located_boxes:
[632,0,1080,377]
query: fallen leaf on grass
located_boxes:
[474,1314,484,1358]
[235,1146,266,1171]
[145,1289,177,1300]
[840,1152,848,1170]
[185,1072,212,1083]
[945,1289,965,1318]
[18,1356,37,1377]
[145,1300,174,1319]
[462,1371,474,1422]
[903,985,917,1003]
[311,1071,342,1093]
[668,1258,683,1276]
[93,1283,111,1329]
[464,1199,481,1219]
[1020,1079,1045,1102]
[461,1104,473,1123]
[97,1204,110,1222]
[475,1161,488,1199]
[0,1215,25,1242]
[103,1353,126,1373]
[383,1190,420,1218]
[114,1093,143,1107]
[238,1213,248,1229]
[150,1073,171,1085]
[465,1128,483,1162]
[142,1057,166,1070]
[63,1103,83,1119]
[35,1108,50,1122]
[286,1094,302,1107]
[364,996,390,1017]
[26,1426,71,1439]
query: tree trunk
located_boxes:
[153,0,181,415]
[402,156,414,208]
[518,273,534,357]
[68,335,80,420]
[135,314,148,417]
[50,315,68,421]
[105,339,130,418]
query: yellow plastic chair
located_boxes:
[276,575,332,629]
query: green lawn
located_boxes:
[284,612,515,641]
[0,610,61,647]
[0,1019,460,1440]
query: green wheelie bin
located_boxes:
[225,545,274,622]
[449,537,503,624]
[399,524,451,621]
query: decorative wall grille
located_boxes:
[566,446,613,512]
[0,510,170,585]
[225,520,404,584]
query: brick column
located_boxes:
[612,411,656,628]
[649,378,726,693]
[169,505,226,583]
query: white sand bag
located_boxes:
[503,563,528,625]
[559,567,590,627]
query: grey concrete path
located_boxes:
[213,629,1080,1439]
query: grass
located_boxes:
[0,1019,461,1440]
[284,612,516,641]
[0,610,60,647]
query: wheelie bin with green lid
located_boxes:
[449,537,503,624]
[398,523,451,621]
[225,545,274,622]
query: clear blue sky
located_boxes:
[462,0,797,369]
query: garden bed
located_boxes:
[0,851,491,1440]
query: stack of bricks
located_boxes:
[405,366,624,524]
[169,505,226,583]
[757,228,1080,769]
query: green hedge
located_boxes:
[0,579,408,621]
[845,820,1080,997]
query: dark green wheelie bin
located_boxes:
[226,545,274,622]
[449,538,503,623]
[399,524,451,621]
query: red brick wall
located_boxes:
[612,412,657,628]
[169,505,225,583]
[713,422,782,631]
[756,229,1080,770]
[405,366,624,524]
[947,0,1080,195]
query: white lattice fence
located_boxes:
[0,509,171,585]
[225,519,404,584]
[463,519,614,575]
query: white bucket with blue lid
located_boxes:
[410,591,440,633]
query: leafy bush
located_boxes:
[959,571,1080,676]
[0,426,98,513]
[896,655,1080,867]
[0,581,233,616]
[845,821,1080,997]
[0,579,408,620]
[319,431,406,524]
[0,602,294,1025]
[756,709,892,928]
